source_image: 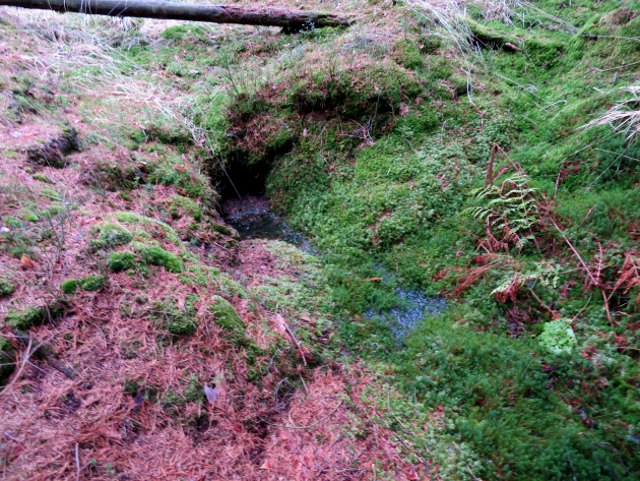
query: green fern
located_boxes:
[467,173,540,251]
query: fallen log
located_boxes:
[0,0,352,31]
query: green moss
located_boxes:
[107,251,137,272]
[393,39,423,69]
[161,24,209,42]
[208,295,260,352]
[79,275,107,292]
[60,276,105,293]
[0,278,14,297]
[60,279,79,294]
[183,374,202,402]
[168,195,202,222]
[114,211,143,224]
[223,61,423,175]
[0,337,15,386]
[113,212,185,248]
[151,295,199,336]
[249,242,333,318]
[3,216,22,228]
[134,243,184,273]
[91,223,133,249]
[209,295,245,334]
[146,154,216,201]
[123,379,140,396]
[5,306,47,329]
[87,159,141,192]
[40,187,61,200]
[179,264,220,287]
[20,209,39,222]
[4,300,67,330]
[161,389,182,412]
[210,222,238,237]
[32,173,53,184]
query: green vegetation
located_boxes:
[133,243,184,273]
[60,278,79,294]
[168,194,202,222]
[146,151,215,201]
[32,173,53,184]
[91,223,133,249]
[538,319,578,354]
[209,295,245,334]
[107,251,137,272]
[1,1,638,479]
[79,275,107,291]
[5,300,67,330]
[86,159,141,192]
[199,1,640,479]
[251,241,333,318]
[61,275,106,292]
[151,295,199,336]
[0,278,14,297]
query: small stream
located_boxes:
[366,285,448,340]
[222,195,446,339]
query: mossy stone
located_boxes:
[0,278,14,298]
[108,251,137,272]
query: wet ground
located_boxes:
[366,286,447,340]
[222,195,316,253]
[222,195,446,339]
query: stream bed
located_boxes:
[222,195,446,339]
[223,195,316,254]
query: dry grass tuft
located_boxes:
[583,86,640,142]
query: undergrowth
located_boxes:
[201,1,640,479]
[1,1,639,479]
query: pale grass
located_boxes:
[583,86,640,143]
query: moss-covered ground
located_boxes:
[195,1,640,479]
[1,1,639,479]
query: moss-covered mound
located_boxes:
[5,300,67,330]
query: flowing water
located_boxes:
[223,195,446,339]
